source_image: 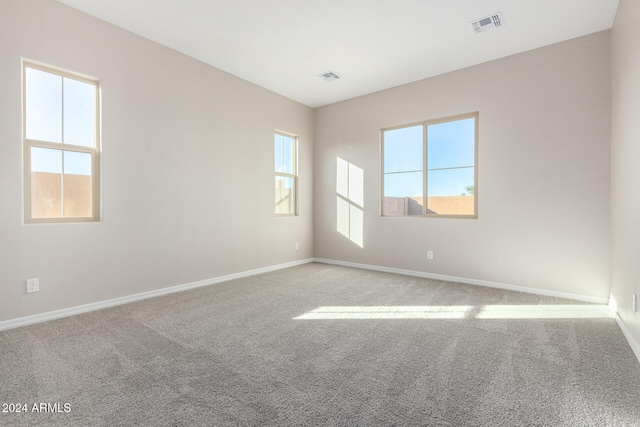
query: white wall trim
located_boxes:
[613,313,640,365]
[0,258,315,332]
[314,258,610,305]
[2,257,620,336]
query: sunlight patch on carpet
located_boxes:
[293,305,613,320]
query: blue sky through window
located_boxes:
[26,68,62,143]
[26,66,96,176]
[31,147,92,175]
[384,117,475,198]
[274,133,294,177]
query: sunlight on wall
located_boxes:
[293,305,613,320]
[608,293,618,314]
[337,158,364,247]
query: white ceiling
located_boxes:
[56,0,620,108]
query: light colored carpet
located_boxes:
[1,262,639,426]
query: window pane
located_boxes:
[427,118,475,170]
[275,134,294,174]
[383,125,423,173]
[63,151,92,217]
[64,77,95,147]
[282,136,294,174]
[384,171,422,198]
[275,132,297,215]
[274,134,284,172]
[383,171,423,216]
[427,167,474,215]
[275,176,294,214]
[427,167,474,197]
[24,63,100,223]
[31,147,62,218]
[31,146,62,173]
[64,150,92,175]
[26,67,62,143]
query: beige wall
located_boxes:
[611,0,640,350]
[0,0,314,322]
[314,31,611,299]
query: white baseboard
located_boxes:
[0,258,315,332]
[0,257,618,333]
[313,258,610,305]
[613,313,640,365]
[3,256,637,364]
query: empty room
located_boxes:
[1,0,639,425]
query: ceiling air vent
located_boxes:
[317,71,340,82]
[471,12,504,34]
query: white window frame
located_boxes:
[23,61,101,223]
[274,130,298,216]
[381,112,478,218]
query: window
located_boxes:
[382,113,478,217]
[23,62,100,223]
[274,131,297,215]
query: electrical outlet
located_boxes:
[295,243,299,251]
[633,294,638,313]
[26,278,39,294]
[427,251,434,260]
